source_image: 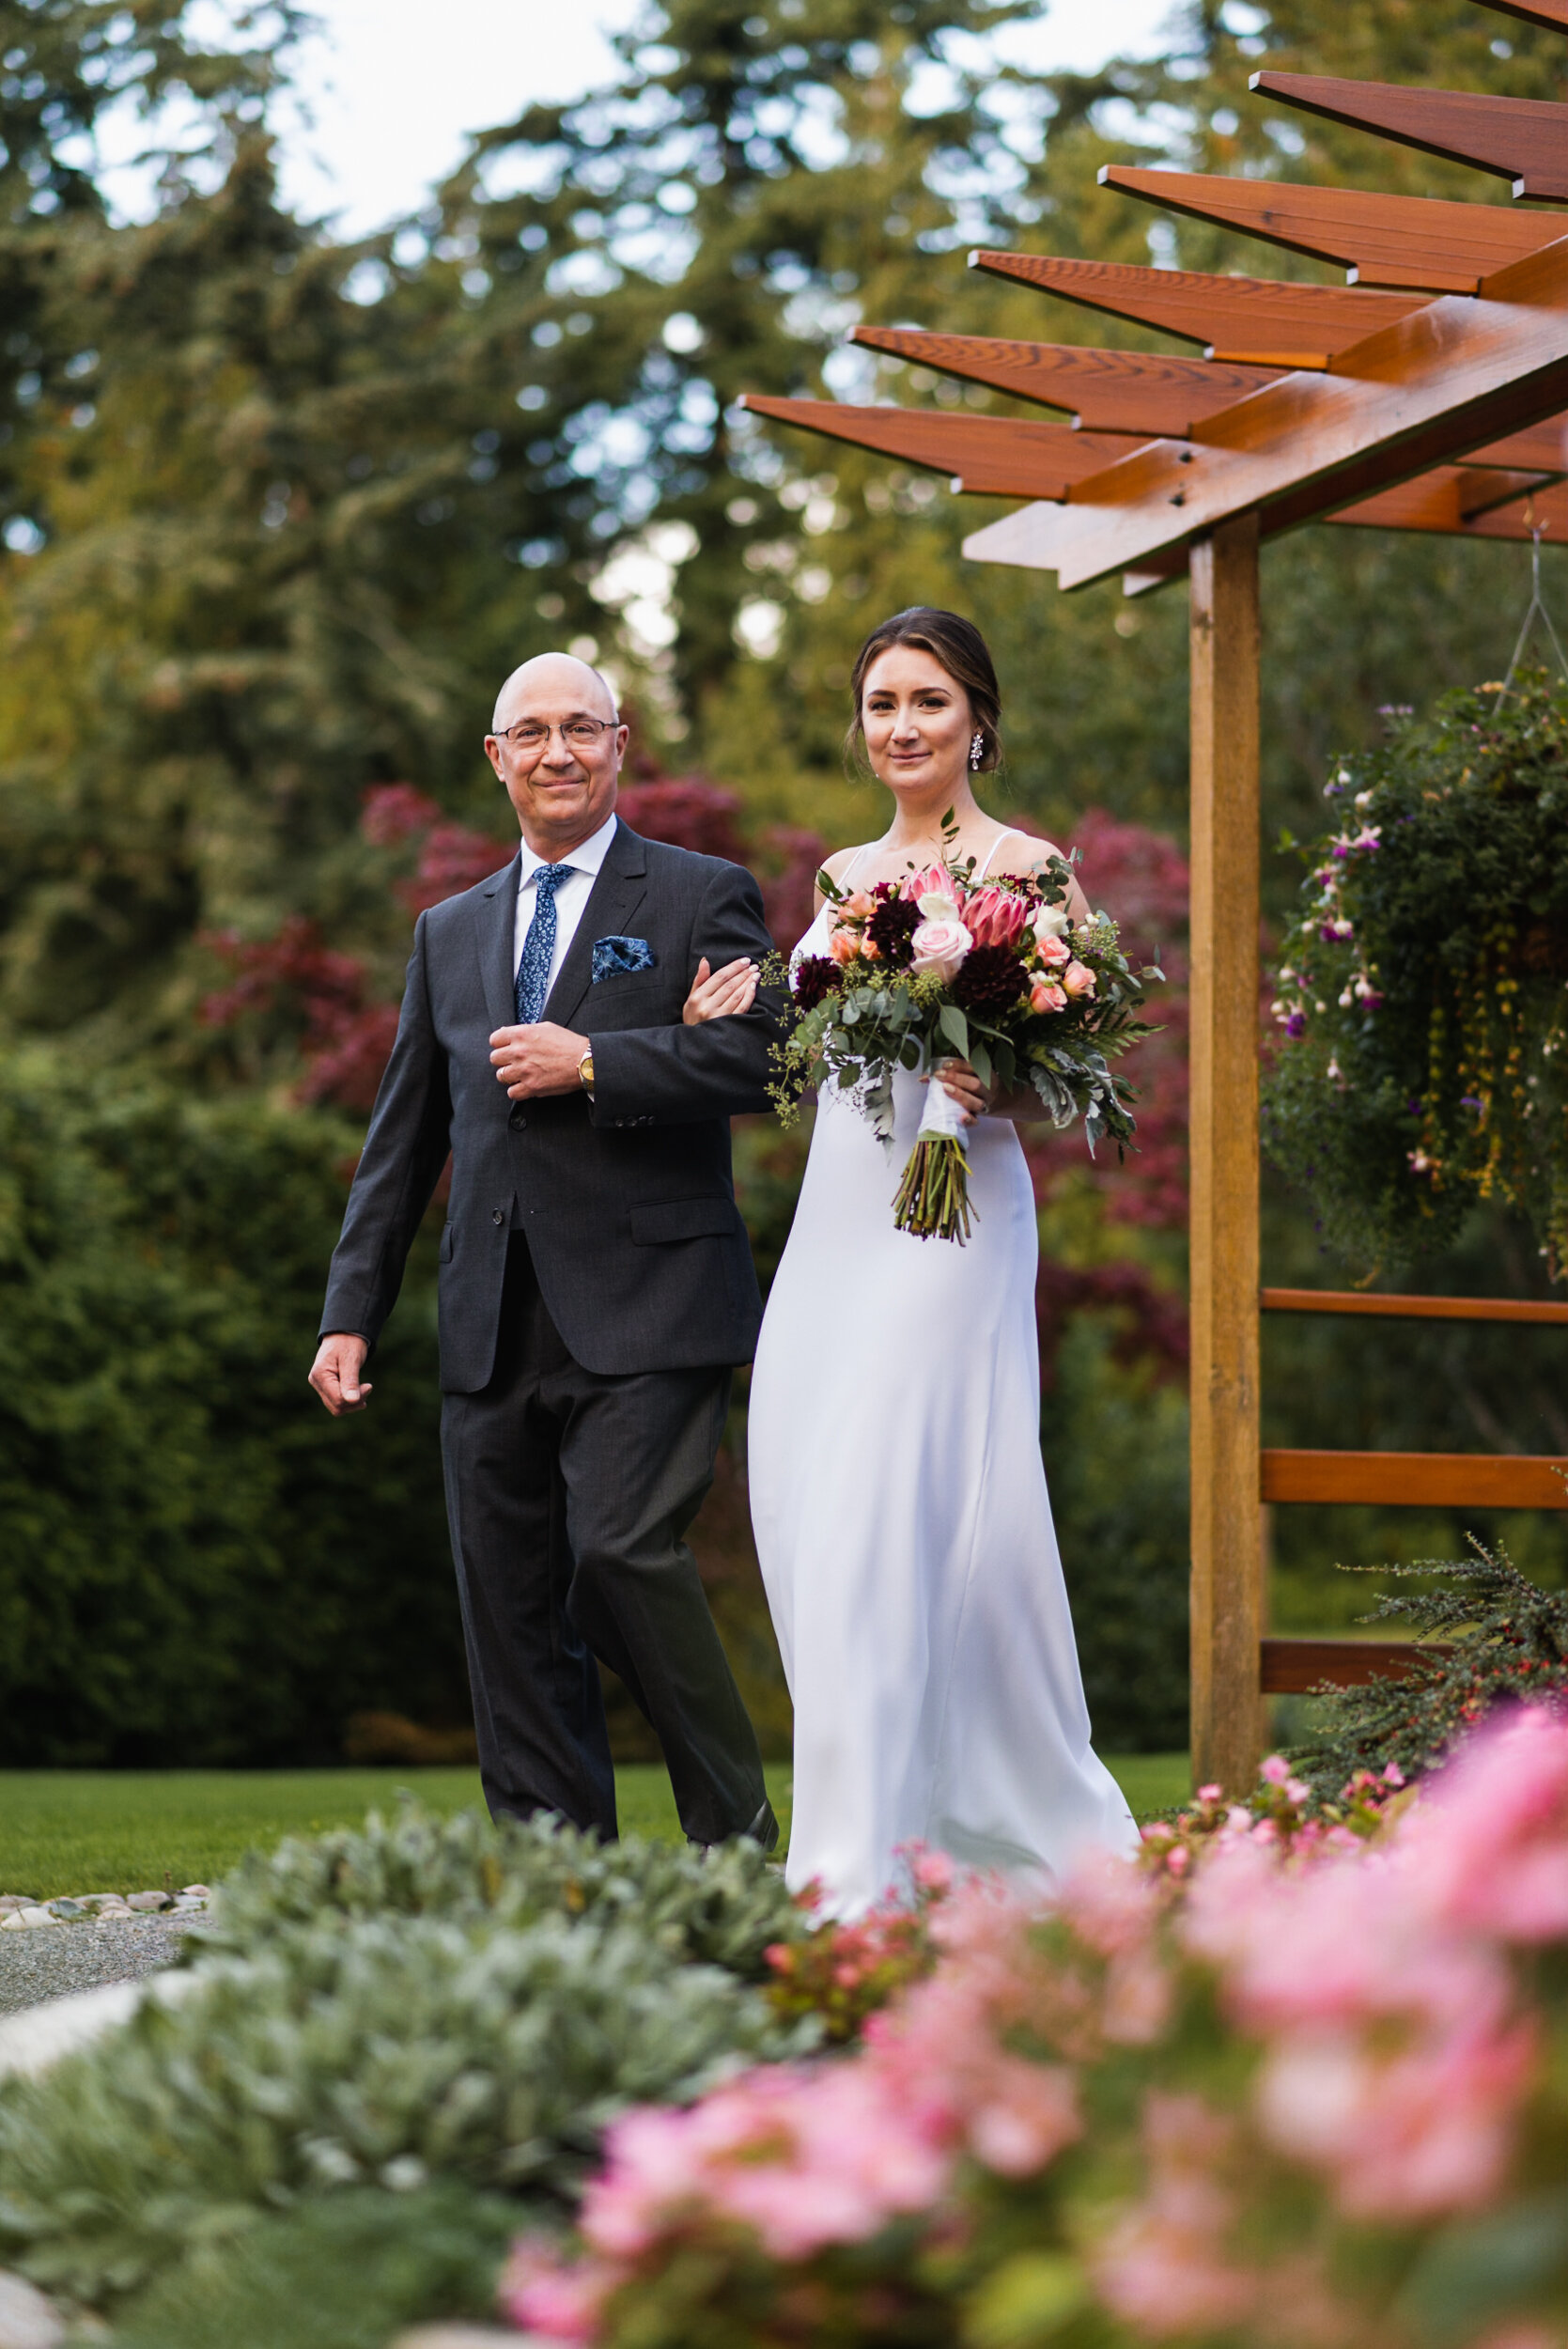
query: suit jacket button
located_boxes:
[508,1107,526,1131]
[491,1207,505,1225]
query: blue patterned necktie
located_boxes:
[515,863,575,1024]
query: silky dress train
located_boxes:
[747,845,1140,1916]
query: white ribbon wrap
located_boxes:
[917,1069,969,1144]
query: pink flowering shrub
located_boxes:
[762,1851,952,2042]
[503,1710,1568,2349]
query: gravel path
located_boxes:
[0,1920,187,2016]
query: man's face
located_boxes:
[485,662,628,855]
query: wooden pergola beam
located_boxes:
[1251,71,1568,203]
[848,326,1280,435]
[968,249,1423,366]
[1099,164,1564,293]
[962,239,1568,588]
[737,397,1143,497]
[1476,0,1568,27]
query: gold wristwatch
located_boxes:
[577,1048,595,1095]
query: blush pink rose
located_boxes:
[1062,958,1097,999]
[828,925,859,964]
[839,890,877,920]
[910,917,972,983]
[1031,977,1067,1013]
[1035,934,1071,970]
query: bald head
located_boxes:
[492,652,618,732]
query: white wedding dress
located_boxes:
[748,839,1140,1916]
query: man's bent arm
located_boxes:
[588,863,784,1127]
[318,912,453,1348]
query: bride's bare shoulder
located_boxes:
[990,828,1092,921]
[813,843,868,911]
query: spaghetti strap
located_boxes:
[979,828,1031,880]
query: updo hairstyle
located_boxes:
[845,606,1003,775]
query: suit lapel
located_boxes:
[476,850,522,1033]
[545,819,649,1030]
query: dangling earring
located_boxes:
[970,729,985,770]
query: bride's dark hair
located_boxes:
[846,607,1003,775]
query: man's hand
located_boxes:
[310,1333,373,1417]
[489,1021,591,1099]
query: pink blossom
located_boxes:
[838,889,876,920]
[1035,933,1071,969]
[964,885,1030,950]
[909,917,972,983]
[503,2236,616,2342]
[1402,1705,1568,1943]
[912,1849,955,1892]
[1258,1754,1292,1786]
[900,863,958,907]
[1031,978,1068,1014]
[1061,958,1096,999]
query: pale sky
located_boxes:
[94,0,1184,237]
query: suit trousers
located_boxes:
[440,1230,768,1843]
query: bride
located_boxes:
[687,605,1139,1915]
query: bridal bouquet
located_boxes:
[776,834,1160,1242]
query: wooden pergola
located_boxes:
[741,0,1568,1791]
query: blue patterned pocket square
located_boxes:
[592,934,657,983]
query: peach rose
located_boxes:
[1035,934,1071,970]
[839,890,877,920]
[909,916,972,984]
[1031,977,1067,1013]
[1062,958,1096,999]
[828,924,859,964]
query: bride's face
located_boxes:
[861,646,973,801]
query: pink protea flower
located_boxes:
[900,862,959,908]
[964,885,1030,950]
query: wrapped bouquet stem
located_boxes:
[893,1063,974,1243]
[772,830,1162,1243]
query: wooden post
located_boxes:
[1188,513,1265,1794]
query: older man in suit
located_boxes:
[309,654,778,1849]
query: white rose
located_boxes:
[909,917,972,985]
[1032,904,1070,942]
[917,888,961,922]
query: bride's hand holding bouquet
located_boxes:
[776,823,1161,1242]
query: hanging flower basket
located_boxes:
[1263,671,1568,1280]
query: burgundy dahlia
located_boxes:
[865,895,920,968]
[792,955,838,1011]
[952,942,1029,1014]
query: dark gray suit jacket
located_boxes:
[318,819,780,1389]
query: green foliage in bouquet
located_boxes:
[188,1797,807,1980]
[1263,674,1568,1279]
[1291,1540,1568,1805]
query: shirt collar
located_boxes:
[520,810,618,887]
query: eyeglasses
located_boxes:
[492,717,617,752]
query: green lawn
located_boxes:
[0,1754,1188,1900]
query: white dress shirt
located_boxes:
[511,811,620,1003]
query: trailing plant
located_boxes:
[0,1907,816,2311]
[1290,1538,1568,1804]
[1264,671,1568,1278]
[188,1798,807,1981]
